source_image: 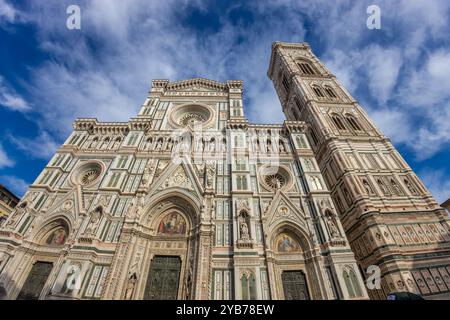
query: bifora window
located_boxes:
[298,62,316,75]
[312,85,325,98]
[324,86,337,98]
[346,115,362,131]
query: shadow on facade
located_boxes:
[0,275,19,300]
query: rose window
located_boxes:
[264,173,286,190]
[179,113,207,127]
[72,162,103,186]
[259,165,293,192]
[80,169,101,185]
[171,104,213,129]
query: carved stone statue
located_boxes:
[124,273,137,300]
[240,221,250,240]
[127,197,139,219]
[326,215,340,238]
[140,161,156,188]
[155,139,163,151]
[135,195,145,219]
[86,208,102,235]
[113,138,121,149]
[166,139,174,151]
[209,140,216,153]
[279,141,286,153]
[206,164,216,188]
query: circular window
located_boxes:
[80,168,101,185]
[179,112,207,127]
[72,162,103,186]
[259,165,293,192]
[264,173,286,190]
[170,104,213,128]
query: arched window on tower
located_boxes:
[377,179,389,196]
[404,178,419,195]
[346,115,362,131]
[331,114,346,131]
[390,179,403,196]
[298,61,317,75]
[282,75,290,93]
[312,85,325,98]
[294,108,302,121]
[309,128,319,146]
[294,97,304,115]
[362,179,374,195]
[324,86,337,98]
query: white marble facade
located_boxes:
[1,42,447,300]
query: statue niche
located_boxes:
[237,211,253,248]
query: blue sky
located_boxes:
[0,0,449,203]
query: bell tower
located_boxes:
[268,42,450,299]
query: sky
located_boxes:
[0,0,449,203]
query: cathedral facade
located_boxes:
[0,42,449,300]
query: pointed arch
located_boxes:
[312,85,325,98]
[34,215,72,246]
[324,85,337,98]
[331,113,346,130]
[269,221,313,253]
[296,59,319,76]
[140,189,202,230]
[345,114,362,131]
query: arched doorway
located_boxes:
[16,218,70,300]
[111,192,203,301]
[142,210,188,300]
[104,189,212,301]
[268,223,315,300]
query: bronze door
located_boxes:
[282,271,310,300]
[17,262,53,300]
[144,256,181,300]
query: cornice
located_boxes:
[268,41,311,79]
[73,118,129,135]
[151,78,243,93]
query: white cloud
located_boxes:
[393,50,450,159]
[324,45,403,105]
[0,76,31,112]
[0,0,16,23]
[0,143,14,168]
[0,175,29,197]
[402,51,450,107]
[366,46,402,105]
[419,169,450,204]
[9,132,59,160]
[2,0,450,163]
[369,109,412,144]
